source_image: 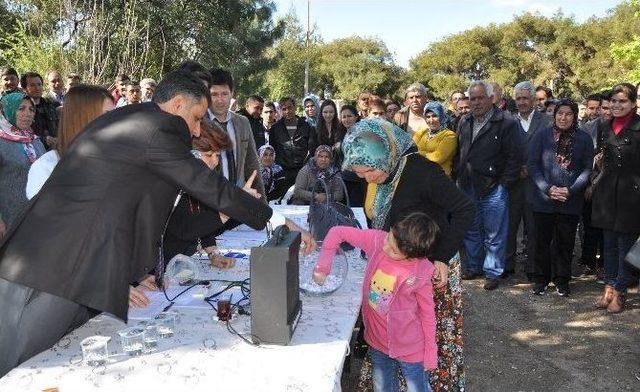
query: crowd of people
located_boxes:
[0,61,639,392]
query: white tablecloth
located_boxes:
[0,206,368,392]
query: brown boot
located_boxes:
[595,285,614,309]
[607,289,625,314]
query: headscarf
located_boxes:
[553,99,579,169]
[258,144,282,194]
[309,144,339,181]
[342,118,416,228]
[423,101,450,131]
[0,92,38,163]
[302,94,320,128]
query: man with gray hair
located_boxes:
[393,82,430,133]
[140,78,157,102]
[457,80,521,290]
[505,81,552,279]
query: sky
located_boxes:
[273,0,622,68]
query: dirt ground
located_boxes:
[342,249,640,392]
[464,260,639,392]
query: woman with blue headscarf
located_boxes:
[343,118,474,391]
[412,102,458,177]
[0,92,46,236]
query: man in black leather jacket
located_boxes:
[456,80,521,290]
[270,96,317,194]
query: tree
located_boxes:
[408,3,640,100]
[316,36,406,100]
[0,0,284,90]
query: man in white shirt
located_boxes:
[207,68,265,198]
[506,81,552,279]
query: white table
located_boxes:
[0,206,367,392]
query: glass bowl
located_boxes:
[298,246,348,296]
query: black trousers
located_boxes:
[533,212,579,286]
[0,278,95,377]
[506,179,536,274]
[580,199,603,268]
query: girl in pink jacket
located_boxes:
[314,212,439,392]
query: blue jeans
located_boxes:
[463,184,509,279]
[369,348,431,392]
[603,230,639,292]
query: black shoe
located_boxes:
[532,283,547,295]
[556,285,570,297]
[501,269,515,279]
[462,271,482,280]
[483,278,499,290]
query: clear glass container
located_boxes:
[142,322,160,351]
[155,311,178,338]
[118,327,145,356]
[299,245,348,296]
[80,336,110,366]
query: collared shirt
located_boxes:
[517,110,535,133]
[472,108,494,141]
[208,109,238,184]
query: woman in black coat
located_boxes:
[592,83,640,313]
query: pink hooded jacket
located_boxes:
[315,226,437,369]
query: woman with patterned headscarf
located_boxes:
[527,98,593,298]
[342,118,475,392]
[258,144,286,201]
[0,92,46,237]
[412,102,458,177]
[291,145,344,205]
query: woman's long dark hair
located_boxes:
[316,99,341,145]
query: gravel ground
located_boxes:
[342,252,640,392]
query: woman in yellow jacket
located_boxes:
[412,101,458,177]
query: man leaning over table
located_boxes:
[0,69,315,377]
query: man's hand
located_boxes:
[519,165,528,179]
[242,170,260,199]
[432,261,448,289]
[0,218,6,240]
[314,193,327,203]
[285,218,318,255]
[129,285,150,308]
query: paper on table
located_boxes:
[127,290,173,320]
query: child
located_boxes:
[314,212,439,392]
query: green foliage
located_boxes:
[409,3,640,100]
[1,0,284,92]
[611,0,640,83]
[0,20,65,76]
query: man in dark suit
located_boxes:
[207,69,265,198]
[457,80,521,290]
[0,71,273,376]
[505,81,553,278]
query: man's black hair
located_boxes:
[153,70,210,106]
[586,93,602,104]
[246,95,265,104]
[535,85,554,99]
[600,90,613,101]
[176,60,212,87]
[20,71,43,89]
[279,96,296,106]
[209,68,234,92]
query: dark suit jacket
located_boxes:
[592,115,640,233]
[456,107,521,197]
[517,110,553,164]
[0,103,272,321]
